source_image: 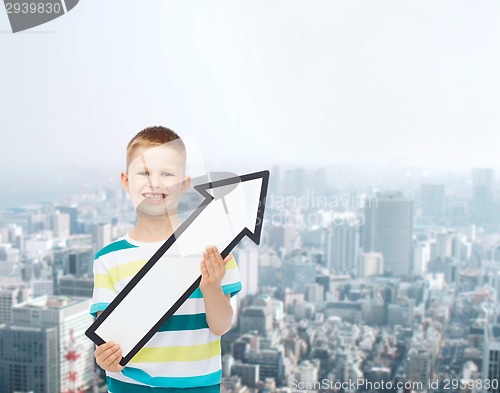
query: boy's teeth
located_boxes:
[145,193,164,199]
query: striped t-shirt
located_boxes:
[90,234,242,390]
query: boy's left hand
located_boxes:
[200,246,232,296]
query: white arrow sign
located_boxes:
[85,170,269,365]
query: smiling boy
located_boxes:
[90,126,241,392]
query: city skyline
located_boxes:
[0,157,499,391]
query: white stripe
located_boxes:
[106,370,150,386]
[143,329,218,348]
[221,269,240,285]
[91,288,116,304]
[174,297,205,314]
[130,355,221,378]
[93,260,111,275]
[61,0,68,13]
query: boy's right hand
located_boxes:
[94,341,124,372]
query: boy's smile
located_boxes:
[142,192,168,202]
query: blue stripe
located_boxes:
[90,302,109,318]
[121,367,222,388]
[188,282,242,299]
[189,287,203,298]
[222,282,242,298]
[158,313,208,332]
[107,377,220,392]
[95,239,138,259]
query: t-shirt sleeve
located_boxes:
[221,255,242,298]
[90,256,117,318]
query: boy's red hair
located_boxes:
[126,126,186,170]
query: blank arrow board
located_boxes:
[85,170,269,366]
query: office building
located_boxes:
[420,184,445,219]
[282,255,316,292]
[325,220,359,274]
[363,191,413,277]
[472,168,494,226]
[59,276,94,298]
[0,284,32,324]
[483,324,500,393]
[0,324,58,393]
[12,296,94,392]
[357,252,384,278]
[406,347,432,383]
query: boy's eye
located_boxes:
[139,172,149,176]
[162,173,173,177]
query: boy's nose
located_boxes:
[147,174,164,188]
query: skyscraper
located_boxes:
[12,296,94,392]
[325,219,359,274]
[240,306,273,335]
[58,276,94,298]
[0,324,58,393]
[406,347,432,383]
[483,324,500,393]
[412,241,430,277]
[91,222,111,255]
[363,192,413,277]
[420,184,445,219]
[282,255,316,292]
[472,168,494,226]
[48,211,70,238]
[52,246,93,295]
[56,205,79,235]
[0,284,32,324]
[357,252,384,278]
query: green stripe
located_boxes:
[223,282,242,297]
[189,287,203,298]
[112,371,222,390]
[95,239,138,259]
[158,313,208,332]
[89,302,109,318]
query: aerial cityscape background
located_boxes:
[0,164,499,392]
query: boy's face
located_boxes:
[121,144,190,218]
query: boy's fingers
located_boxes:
[208,248,221,271]
[204,249,216,274]
[104,349,122,366]
[200,261,209,278]
[202,249,212,269]
[110,351,123,365]
[210,247,224,271]
[101,344,120,363]
[95,341,114,356]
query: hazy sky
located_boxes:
[1,1,499,176]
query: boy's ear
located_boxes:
[120,171,130,193]
[181,175,191,195]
